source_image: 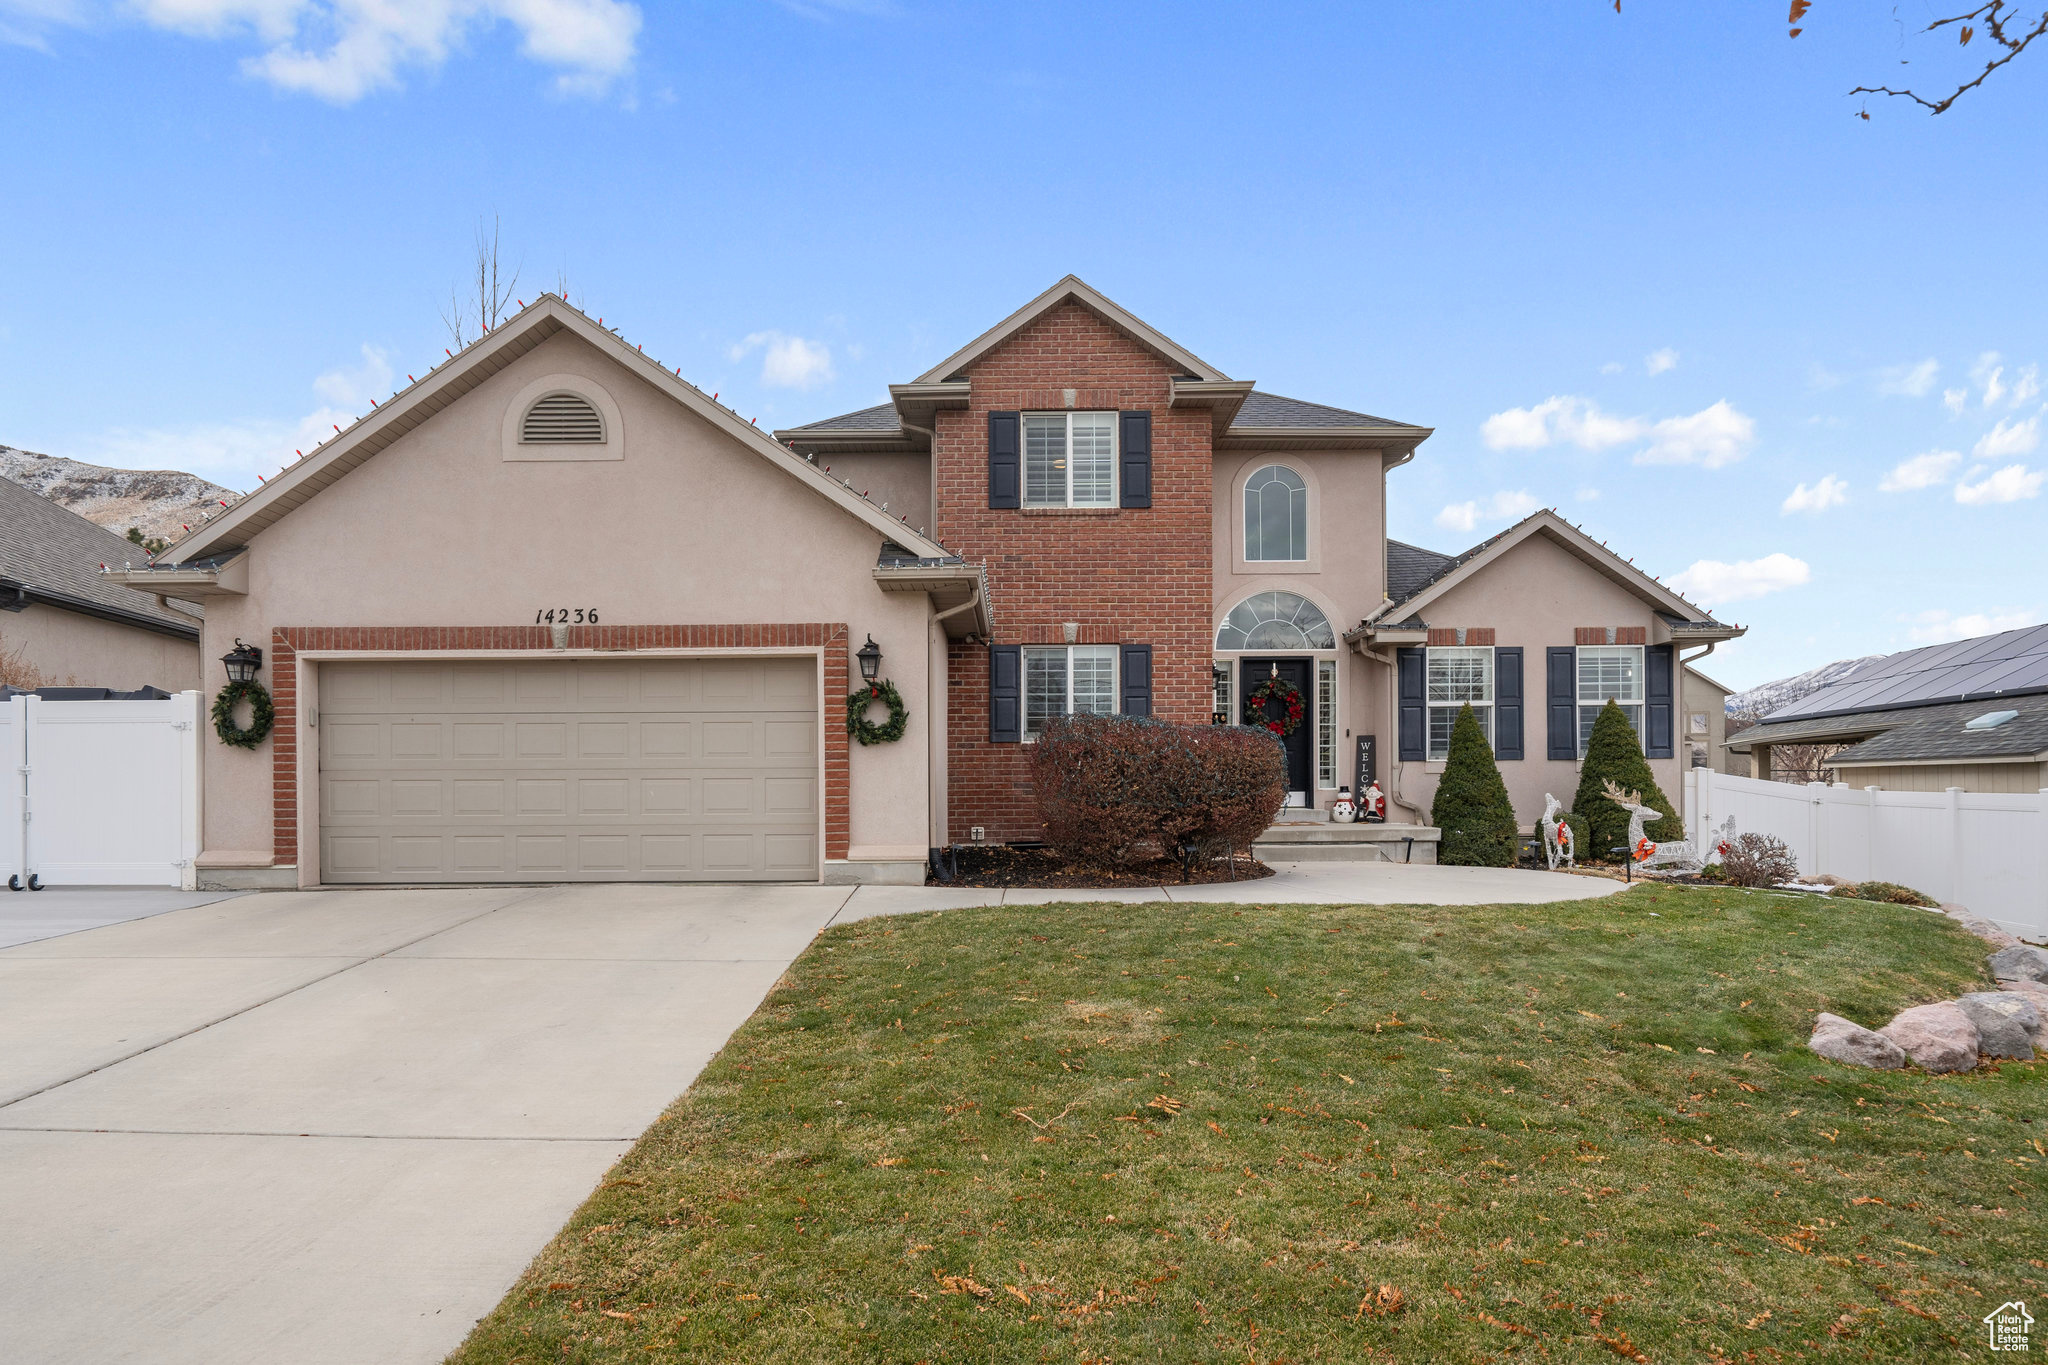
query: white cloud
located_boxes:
[1973,414,2040,459]
[729,330,835,390]
[1875,357,1939,397]
[1598,360,1624,375]
[8,0,640,100]
[1942,386,1968,415]
[1905,608,2039,644]
[1635,400,1756,468]
[1645,348,1678,376]
[1971,350,2007,407]
[1434,489,1541,534]
[1574,486,1600,501]
[1667,553,1810,606]
[1878,448,1962,492]
[1780,475,1847,515]
[1480,395,1645,452]
[2011,363,2041,406]
[1953,463,2045,505]
[310,343,394,408]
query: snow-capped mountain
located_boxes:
[0,445,233,546]
[1725,655,1884,720]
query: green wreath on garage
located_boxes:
[846,677,908,745]
[212,677,276,749]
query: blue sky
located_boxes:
[3,2,2043,689]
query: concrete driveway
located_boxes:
[0,863,1613,1364]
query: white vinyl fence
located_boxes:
[0,691,202,890]
[1685,767,2048,940]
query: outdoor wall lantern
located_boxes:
[857,635,883,683]
[221,638,264,684]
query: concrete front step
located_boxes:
[1254,821,1441,864]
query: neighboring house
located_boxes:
[0,476,201,691]
[110,279,1738,890]
[1726,622,2048,793]
[1682,664,1749,777]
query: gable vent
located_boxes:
[521,392,605,444]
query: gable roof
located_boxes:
[165,296,950,565]
[1358,509,1738,639]
[783,388,1429,445]
[1826,691,2048,766]
[1385,539,1459,602]
[913,275,1231,384]
[0,477,200,638]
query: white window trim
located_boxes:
[1022,643,1119,739]
[1426,645,1494,762]
[1575,644,1645,757]
[500,372,624,463]
[1023,411,1118,509]
[1230,458,1322,574]
[1316,659,1338,788]
[1243,463,1310,564]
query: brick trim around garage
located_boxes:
[269,624,852,873]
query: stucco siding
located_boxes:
[196,330,932,874]
[1394,534,1686,831]
[1833,760,2048,794]
[818,452,931,537]
[0,601,199,692]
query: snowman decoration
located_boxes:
[1330,786,1357,823]
[1361,780,1387,823]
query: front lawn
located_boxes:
[451,886,2043,1363]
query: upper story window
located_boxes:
[1577,644,1644,755]
[1024,412,1116,507]
[1427,646,1493,760]
[1215,591,1335,650]
[1244,464,1307,561]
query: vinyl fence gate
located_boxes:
[0,691,203,890]
[1684,767,2048,942]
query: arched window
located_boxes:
[520,392,605,444]
[1215,591,1335,650]
[1243,464,1307,561]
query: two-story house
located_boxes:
[113,278,1740,890]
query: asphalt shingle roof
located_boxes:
[1385,539,1459,603]
[782,402,901,433]
[0,478,200,632]
[1819,692,2048,765]
[1230,391,1418,430]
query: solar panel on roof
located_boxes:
[1763,621,2048,721]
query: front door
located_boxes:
[1241,658,1313,807]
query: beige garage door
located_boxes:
[318,658,818,883]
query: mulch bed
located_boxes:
[929,844,1273,888]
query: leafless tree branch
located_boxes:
[1844,1,2048,115]
[441,216,522,348]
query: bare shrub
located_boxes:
[0,635,51,691]
[1831,880,1938,907]
[1027,714,1286,870]
[1718,832,1799,889]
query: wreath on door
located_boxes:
[1242,674,1305,737]
[846,678,909,746]
[212,678,276,749]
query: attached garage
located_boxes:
[317,657,819,883]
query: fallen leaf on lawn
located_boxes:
[1744,1309,1772,1328]
[1892,1239,1938,1255]
[1339,1074,1355,1085]
[1004,1284,1031,1306]
[1478,1310,1537,1337]
[601,1308,636,1322]
[1147,1095,1184,1115]
[1596,1329,1650,1361]
[1012,1102,1079,1130]
[1653,1043,1674,1051]
[876,1157,905,1166]
[1355,1284,1405,1317]
[934,1271,993,1298]
[1211,1216,1233,1241]
[1849,1196,1887,1206]
[1577,1010,1604,1020]
[1206,1120,1226,1135]
[1697,1047,1717,1054]
[1266,987,1279,998]
[734,1294,759,1302]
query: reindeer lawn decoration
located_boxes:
[1601,779,1705,874]
[1540,793,1575,871]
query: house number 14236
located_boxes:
[535,608,599,624]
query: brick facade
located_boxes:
[933,303,1214,841]
[268,623,850,870]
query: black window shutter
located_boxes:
[1494,647,1523,760]
[1645,643,1675,759]
[989,645,1021,742]
[988,411,1020,509]
[1120,644,1153,717]
[1546,646,1577,760]
[1397,646,1425,761]
[1119,410,1152,509]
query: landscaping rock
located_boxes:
[1807,1013,1907,1070]
[1943,904,2018,948]
[2000,978,2048,1010]
[1989,944,2048,984]
[1880,1002,1982,1073]
[1958,992,2044,1057]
